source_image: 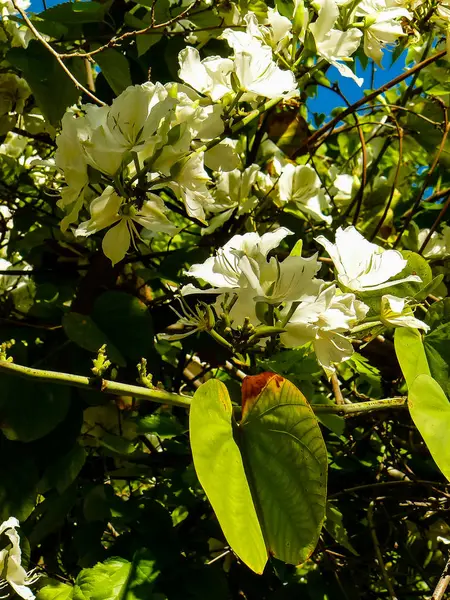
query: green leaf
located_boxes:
[38,581,74,600]
[394,328,430,388]
[7,41,81,125]
[136,412,184,439]
[93,48,132,96]
[136,34,163,57]
[73,551,160,600]
[240,373,328,565]
[425,298,450,330]
[409,374,450,481]
[39,1,110,23]
[424,323,450,397]
[0,437,39,521]
[0,374,71,442]
[92,291,154,362]
[62,312,126,367]
[190,373,328,573]
[39,444,86,494]
[190,378,267,574]
[324,503,358,556]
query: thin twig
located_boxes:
[57,0,202,59]
[331,373,345,405]
[12,0,106,106]
[371,120,404,241]
[395,120,450,247]
[430,554,450,600]
[368,500,398,600]
[419,192,450,255]
[296,49,446,158]
[0,360,407,416]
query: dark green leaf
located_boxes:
[94,48,132,96]
[136,412,185,439]
[7,41,81,125]
[424,322,450,396]
[92,291,154,362]
[62,312,126,367]
[0,374,71,442]
[325,503,358,555]
[39,444,86,494]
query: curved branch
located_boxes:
[0,360,407,416]
[12,0,106,106]
[296,49,446,158]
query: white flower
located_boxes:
[55,111,91,231]
[166,152,213,222]
[310,0,363,86]
[280,284,369,375]
[316,226,422,292]
[278,163,332,223]
[354,0,411,64]
[183,227,321,305]
[201,164,260,234]
[380,295,429,331]
[203,138,241,172]
[246,7,293,52]
[418,225,450,259]
[58,83,175,179]
[214,164,260,212]
[169,84,225,141]
[106,82,175,154]
[0,517,39,600]
[221,13,298,99]
[330,171,355,206]
[178,47,234,102]
[75,187,178,265]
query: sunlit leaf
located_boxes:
[190,373,327,573]
[409,374,450,481]
[240,373,327,565]
[394,327,430,388]
[190,379,267,574]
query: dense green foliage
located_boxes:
[1,0,450,598]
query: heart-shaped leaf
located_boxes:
[190,373,328,573]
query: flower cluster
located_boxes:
[179,225,428,375]
[54,2,415,265]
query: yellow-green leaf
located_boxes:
[409,374,450,481]
[394,327,430,388]
[190,373,328,573]
[189,379,267,574]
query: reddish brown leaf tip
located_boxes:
[241,372,284,417]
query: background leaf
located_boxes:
[0,374,71,442]
[7,41,81,125]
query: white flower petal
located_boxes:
[102,219,130,266]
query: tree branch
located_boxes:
[0,360,191,408]
[12,0,106,106]
[430,554,450,600]
[296,49,446,157]
[0,360,407,416]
